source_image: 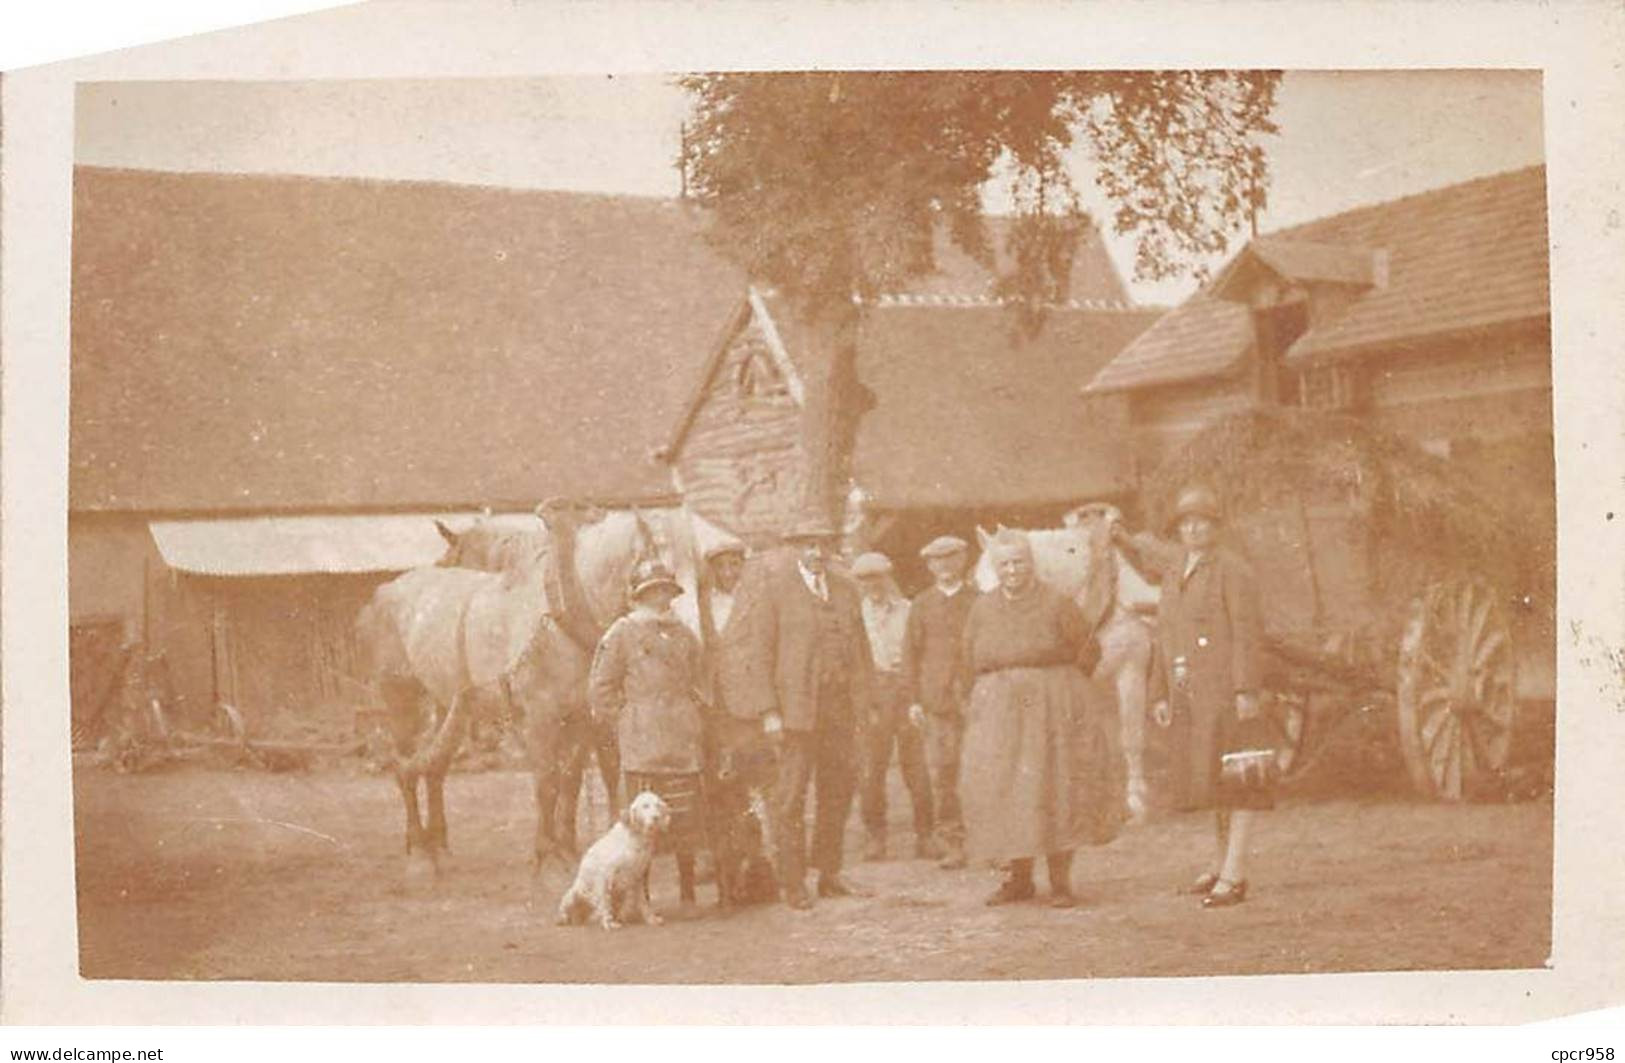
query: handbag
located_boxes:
[1218,711,1280,794]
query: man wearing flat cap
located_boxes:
[852,551,936,863]
[719,514,876,909]
[902,535,978,869]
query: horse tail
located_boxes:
[409,593,477,774]
[355,591,406,682]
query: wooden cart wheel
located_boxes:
[1396,580,1518,800]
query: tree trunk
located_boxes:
[793,300,865,531]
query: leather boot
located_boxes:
[985,859,1036,905]
[1046,851,1077,908]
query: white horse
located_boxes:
[974,503,1161,820]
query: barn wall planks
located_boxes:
[673,308,809,548]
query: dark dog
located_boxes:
[708,747,779,908]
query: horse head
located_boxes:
[1064,502,1124,530]
[535,496,607,533]
[569,507,682,626]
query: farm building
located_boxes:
[69,166,747,740]
[1084,164,1555,703]
[660,227,1163,591]
[1084,165,1552,484]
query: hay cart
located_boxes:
[1149,412,1556,801]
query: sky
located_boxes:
[75,70,1544,304]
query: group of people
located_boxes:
[584,483,1270,917]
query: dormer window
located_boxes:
[1250,294,1309,406]
[1210,237,1379,409]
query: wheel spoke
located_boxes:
[1415,644,1452,683]
[1430,711,1456,770]
[1428,712,1456,785]
[1467,590,1491,656]
[1444,717,1463,799]
[1453,584,1473,644]
[1420,686,1451,708]
[1420,704,1451,753]
[1472,630,1509,673]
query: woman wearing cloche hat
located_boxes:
[1146,484,1272,909]
[588,558,718,914]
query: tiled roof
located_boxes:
[70,167,747,513]
[885,218,1130,304]
[849,305,1161,508]
[1084,165,1549,393]
[1217,236,1379,291]
[1283,166,1548,361]
[1083,295,1252,393]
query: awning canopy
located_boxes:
[147,512,530,577]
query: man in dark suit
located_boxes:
[721,515,875,910]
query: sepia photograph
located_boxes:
[57,64,1562,988]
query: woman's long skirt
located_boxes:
[960,665,1120,863]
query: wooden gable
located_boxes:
[668,297,809,548]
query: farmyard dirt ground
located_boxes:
[73,763,1551,984]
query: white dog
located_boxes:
[556,790,671,930]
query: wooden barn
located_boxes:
[660,224,1162,590]
[1084,165,1554,700]
[1083,165,1552,486]
[69,166,746,741]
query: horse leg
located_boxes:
[520,690,571,873]
[557,711,592,853]
[425,770,449,855]
[394,768,426,854]
[533,761,562,872]
[383,678,429,854]
[1113,635,1152,822]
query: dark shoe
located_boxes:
[782,884,813,910]
[862,835,886,862]
[1202,879,1248,908]
[938,842,967,870]
[1183,871,1221,896]
[984,876,1036,906]
[915,834,946,861]
[817,873,869,898]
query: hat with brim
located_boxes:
[629,563,683,599]
[703,538,747,561]
[850,552,894,579]
[919,535,970,560]
[781,515,841,542]
[1170,485,1223,530]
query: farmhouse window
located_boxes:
[1294,364,1358,410]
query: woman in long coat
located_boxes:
[1144,484,1270,909]
[589,560,714,912]
[958,529,1105,907]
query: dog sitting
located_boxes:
[556,790,671,930]
[708,750,780,908]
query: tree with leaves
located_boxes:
[678,71,1281,525]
